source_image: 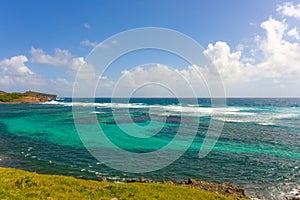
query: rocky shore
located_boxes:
[98,177,248,199]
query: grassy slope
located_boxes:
[0,167,243,200]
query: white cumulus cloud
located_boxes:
[30,47,95,78]
[277,2,300,19]
[257,17,300,78]
[203,41,255,82]
[31,47,73,66]
[201,16,300,84]
[0,55,44,91]
[0,55,34,76]
[110,64,204,97]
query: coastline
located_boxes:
[0,167,248,199]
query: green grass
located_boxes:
[0,167,242,200]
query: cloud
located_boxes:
[0,55,44,91]
[30,47,95,77]
[31,47,73,66]
[80,40,98,48]
[108,64,202,97]
[29,47,116,96]
[257,17,300,78]
[97,39,118,49]
[83,23,91,29]
[0,55,34,76]
[201,16,300,85]
[80,39,118,49]
[277,2,300,19]
[287,27,300,40]
[202,41,255,82]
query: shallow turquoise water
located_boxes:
[0,98,299,199]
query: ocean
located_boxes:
[0,98,299,199]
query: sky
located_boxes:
[1,0,300,97]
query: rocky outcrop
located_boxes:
[126,177,154,183]
[23,91,57,102]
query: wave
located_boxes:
[257,122,275,126]
[90,111,105,114]
[55,97,64,101]
[43,100,299,125]
[273,113,299,119]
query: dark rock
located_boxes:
[226,188,233,194]
[126,178,138,183]
[187,178,197,185]
[126,177,154,183]
[178,180,186,185]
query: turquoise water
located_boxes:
[0,98,299,199]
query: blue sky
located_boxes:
[1,0,300,97]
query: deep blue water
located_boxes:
[0,98,299,199]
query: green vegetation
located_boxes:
[0,92,23,102]
[0,167,242,200]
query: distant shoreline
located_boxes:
[0,91,56,104]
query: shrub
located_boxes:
[0,92,23,102]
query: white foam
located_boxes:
[44,101,258,118]
[90,111,105,114]
[43,101,299,126]
[187,104,200,107]
[258,122,275,126]
[274,113,298,119]
[43,100,62,105]
[215,117,253,123]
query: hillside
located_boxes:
[0,91,56,104]
[0,90,7,95]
